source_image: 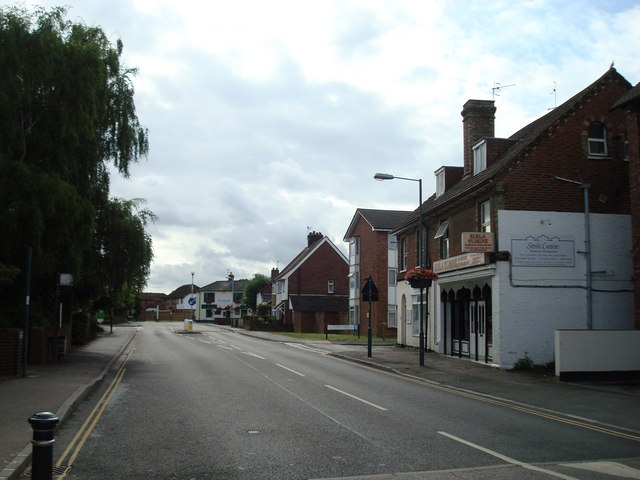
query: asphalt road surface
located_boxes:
[50,322,640,479]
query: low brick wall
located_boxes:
[0,328,23,377]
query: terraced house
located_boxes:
[391,67,634,369]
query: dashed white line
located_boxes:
[242,351,266,359]
[324,385,388,411]
[276,364,306,376]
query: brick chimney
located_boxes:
[307,231,323,246]
[271,268,279,280]
[461,99,496,176]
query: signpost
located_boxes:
[361,276,379,357]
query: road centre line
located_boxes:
[324,385,388,411]
[216,345,234,350]
[438,431,580,480]
[276,363,306,376]
[329,355,640,442]
[242,351,266,359]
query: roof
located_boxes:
[611,82,640,110]
[393,67,632,234]
[199,279,248,292]
[289,295,349,312]
[275,236,347,280]
[167,284,199,299]
[343,208,411,240]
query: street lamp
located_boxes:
[543,174,592,329]
[374,173,426,366]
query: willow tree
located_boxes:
[0,6,151,325]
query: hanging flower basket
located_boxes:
[404,267,438,289]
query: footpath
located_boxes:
[1,323,639,480]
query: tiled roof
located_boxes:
[167,284,199,298]
[199,279,248,292]
[393,67,631,234]
[343,208,411,240]
[611,82,640,110]
[289,295,349,312]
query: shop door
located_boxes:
[469,301,486,361]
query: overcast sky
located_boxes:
[13,0,640,293]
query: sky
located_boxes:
[10,0,640,293]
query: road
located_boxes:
[50,322,640,479]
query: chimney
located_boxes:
[461,100,496,176]
[307,231,323,246]
[271,268,279,280]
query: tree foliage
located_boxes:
[242,274,270,311]
[0,5,152,326]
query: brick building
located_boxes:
[272,232,349,333]
[392,67,634,368]
[612,81,640,328]
[343,209,410,338]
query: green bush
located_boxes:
[71,311,99,346]
[513,353,535,370]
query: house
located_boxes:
[166,284,199,317]
[196,277,248,323]
[612,81,640,328]
[272,231,349,333]
[392,67,634,369]
[343,208,411,338]
[138,292,167,312]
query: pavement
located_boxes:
[1,322,639,480]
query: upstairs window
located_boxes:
[434,221,449,259]
[328,280,334,294]
[473,141,487,174]
[479,201,491,232]
[588,123,607,156]
[204,292,215,303]
[400,237,408,271]
[435,168,445,197]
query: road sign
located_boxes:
[361,276,379,302]
[188,297,196,306]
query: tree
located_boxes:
[0,6,151,326]
[242,274,270,311]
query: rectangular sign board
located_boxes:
[511,235,575,267]
[462,232,495,252]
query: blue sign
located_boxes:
[188,297,196,306]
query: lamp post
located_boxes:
[543,174,592,329]
[374,173,426,366]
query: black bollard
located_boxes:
[28,412,59,480]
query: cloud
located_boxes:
[16,0,640,292]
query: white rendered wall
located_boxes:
[497,211,632,368]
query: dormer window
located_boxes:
[588,123,607,156]
[435,168,445,197]
[473,140,487,174]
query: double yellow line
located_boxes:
[56,332,137,478]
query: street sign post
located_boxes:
[361,276,379,357]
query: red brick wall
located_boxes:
[624,107,640,328]
[0,329,23,377]
[288,241,348,295]
[351,219,397,337]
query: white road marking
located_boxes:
[198,340,211,344]
[324,385,388,411]
[216,345,234,350]
[242,351,266,359]
[560,461,640,479]
[276,364,306,376]
[438,431,579,480]
[285,342,330,354]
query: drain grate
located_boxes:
[21,465,71,478]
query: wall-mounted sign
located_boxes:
[511,235,575,267]
[462,232,495,253]
[433,253,487,274]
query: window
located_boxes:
[434,221,449,259]
[204,292,215,303]
[473,141,487,174]
[349,305,359,325]
[388,234,398,250]
[388,305,397,328]
[400,237,408,271]
[233,292,242,303]
[435,168,445,197]
[388,269,397,286]
[328,280,334,294]
[588,123,607,156]
[479,201,491,232]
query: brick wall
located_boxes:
[624,108,640,328]
[0,329,23,377]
